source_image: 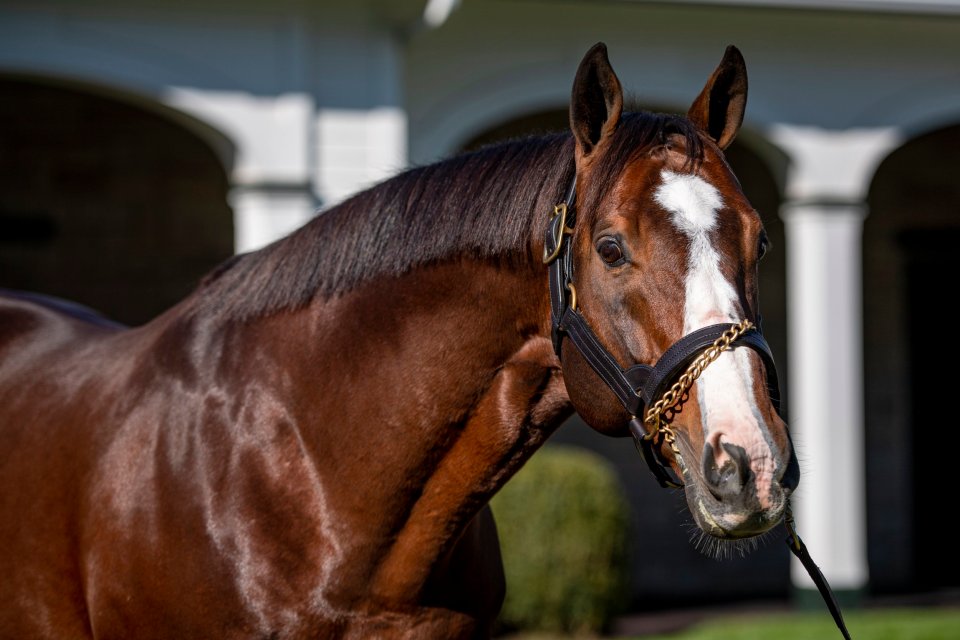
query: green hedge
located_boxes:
[490,444,632,634]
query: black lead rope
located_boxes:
[544,174,853,639]
[785,511,853,640]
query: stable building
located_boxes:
[2,0,959,609]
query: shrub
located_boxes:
[490,444,632,635]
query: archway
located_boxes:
[866,123,960,594]
[0,77,234,325]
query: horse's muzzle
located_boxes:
[689,437,800,539]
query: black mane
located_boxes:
[195,111,702,320]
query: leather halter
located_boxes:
[543,177,782,487]
[542,175,851,640]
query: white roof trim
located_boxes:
[616,0,960,16]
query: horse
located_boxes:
[0,43,799,638]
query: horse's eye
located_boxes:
[758,232,770,261]
[597,238,624,265]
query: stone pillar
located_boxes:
[166,27,409,252]
[313,31,408,208]
[315,106,407,206]
[230,185,317,254]
[771,125,901,601]
[781,201,868,598]
[165,89,318,252]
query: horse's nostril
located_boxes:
[780,446,801,492]
[702,441,751,500]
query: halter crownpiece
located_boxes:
[543,174,851,640]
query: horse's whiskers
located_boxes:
[685,522,774,560]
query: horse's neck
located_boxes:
[262,258,571,603]
[293,257,565,460]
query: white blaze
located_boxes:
[654,170,777,507]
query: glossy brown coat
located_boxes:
[0,43,796,638]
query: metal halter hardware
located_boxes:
[542,175,851,640]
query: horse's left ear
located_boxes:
[687,45,748,150]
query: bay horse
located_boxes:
[0,43,799,638]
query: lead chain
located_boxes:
[642,319,755,461]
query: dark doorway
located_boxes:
[900,229,960,590]
[0,77,234,325]
[867,123,960,594]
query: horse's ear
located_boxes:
[570,42,623,159]
[687,45,748,150]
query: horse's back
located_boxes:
[0,289,128,426]
[0,290,126,638]
[0,289,125,436]
[0,288,124,355]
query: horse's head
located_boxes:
[556,43,799,543]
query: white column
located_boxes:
[315,107,407,206]
[313,31,408,208]
[772,125,901,596]
[782,202,868,593]
[165,88,318,252]
[230,186,317,254]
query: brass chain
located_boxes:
[642,319,755,458]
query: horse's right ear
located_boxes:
[687,45,747,150]
[570,42,623,160]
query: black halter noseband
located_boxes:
[543,175,851,640]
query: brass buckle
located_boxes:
[566,282,577,311]
[542,203,574,265]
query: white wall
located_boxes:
[405,2,960,162]
[5,0,960,599]
[0,0,410,251]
